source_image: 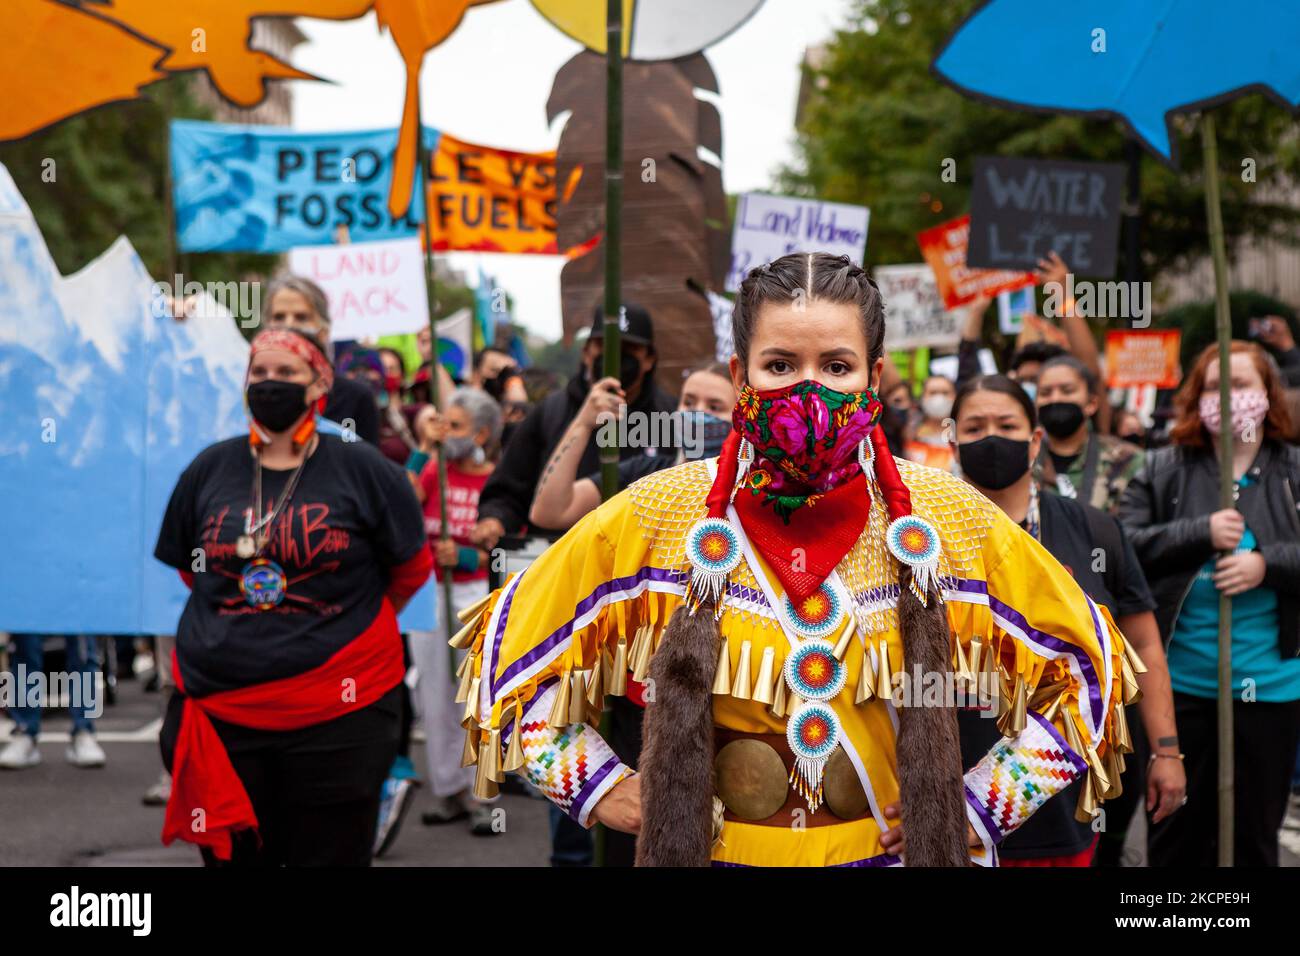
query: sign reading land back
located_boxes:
[967,156,1124,277]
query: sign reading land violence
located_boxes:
[873,263,962,350]
[1105,329,1181,388]
[967,156,1125,277]
[916,214,1035,309]
[288,237,429,341]
[727,192,870,292]
[171,120,575,255]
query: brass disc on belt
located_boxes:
[823,746,869,820]
[714,739,788,821]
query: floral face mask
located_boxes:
[731,379,881,518]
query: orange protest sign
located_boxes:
[426,134,582,255]
[916,214,1035,309]
[1105,329,1182,389]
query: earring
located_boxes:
[730,438,754,506]
[857,438,875,485]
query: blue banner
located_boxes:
[171,120,438,253]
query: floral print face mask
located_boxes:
[731,379,882,518]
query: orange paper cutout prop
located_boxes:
[2,0,502,217]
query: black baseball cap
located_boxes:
[588,303,654,346]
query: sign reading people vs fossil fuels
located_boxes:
[171,121,577,255]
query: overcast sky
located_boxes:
[290,0,853,341]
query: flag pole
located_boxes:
[1200,111,1235,866]
[414,82,458,648]
[599,0,623,502]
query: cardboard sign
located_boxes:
[874,263,962,351]
[288,237,430,341]
[968,156,1124,276]
[727,192,869,292]
[916,214,1035,309]
[1105,329,1182,388]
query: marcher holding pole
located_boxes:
[1120,341,1300,866]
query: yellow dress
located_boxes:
[454,456,1135,867]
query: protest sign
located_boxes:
[428,134,574,255]
[727,192,869,292]
[916,214,1035,309]
[874,263,962,350]
[997,285,1035,335]
[172,120,425,252]
[288,237,429,341]
[968,156,1124,276]
[172,120,577,256]
[1105,329,1181,388]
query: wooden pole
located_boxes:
[414,83,458,646]
[1200,112,1235,867]
[599,0,623,502]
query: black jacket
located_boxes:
[476,372,678,539]
[323,375,381,445]
[1117,440,1300,659]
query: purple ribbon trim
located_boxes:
[491,565,685,698]
[964,784,1005,845]
[948,578,1104,732]
[567,754,621,824]
[711,851,901,868]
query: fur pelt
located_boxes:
[634,598,719,866]
[894,568,971,866]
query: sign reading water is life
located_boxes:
[967,156,1124,277]
[727,192,870,292]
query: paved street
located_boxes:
[2,671,1297,868]
[0,673,552,867]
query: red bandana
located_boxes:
[734,470,870,604]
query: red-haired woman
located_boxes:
[1120,340,1300,866]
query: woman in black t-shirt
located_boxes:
[154,328,432,867]
[948,374,1185,865]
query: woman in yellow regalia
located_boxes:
[452,252,1138,867]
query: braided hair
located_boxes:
[731,252,886,371]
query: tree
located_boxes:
[0,77,275,288]
[780,0,1300,281]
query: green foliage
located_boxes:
[781,0,1300,280]
[0,77,275,286]
[1156,291,1297,366]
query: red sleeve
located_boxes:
[387,544,434,604]
[179,570,195,590]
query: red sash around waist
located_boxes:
[161,599,406,860]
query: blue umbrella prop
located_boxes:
[934,0,1300,866]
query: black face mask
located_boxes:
[588,351,642,391]
[958,435,1031,491]
[247,379,310,433]
[1038,401,1087,439]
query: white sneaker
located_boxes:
[66,731,106,768]
[0,734,41,769]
